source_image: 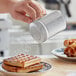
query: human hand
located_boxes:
[9,0,46,23]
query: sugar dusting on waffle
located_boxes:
[7,54,39,63]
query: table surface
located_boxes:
[0,56,76,76]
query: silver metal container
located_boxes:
[30,11,66,43]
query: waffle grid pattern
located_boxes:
[7,54,38,63]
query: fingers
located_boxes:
[11,0,46,22]
[13,12,33,23]
[29,1,42,19]
[40,5,46,15]
[23,3,36,21]
[13,1,36,21]
[29,1,46,19]
[36,3,46,18]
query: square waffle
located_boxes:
[2,63,43,73]
[3,54,41,68]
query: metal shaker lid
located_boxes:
[30,21,48,43]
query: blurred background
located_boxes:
[0,0,76,57]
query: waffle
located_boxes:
[64,42,76,57]
[2,63,43,73]
[64,39,76,47]
[3,54,41,68]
